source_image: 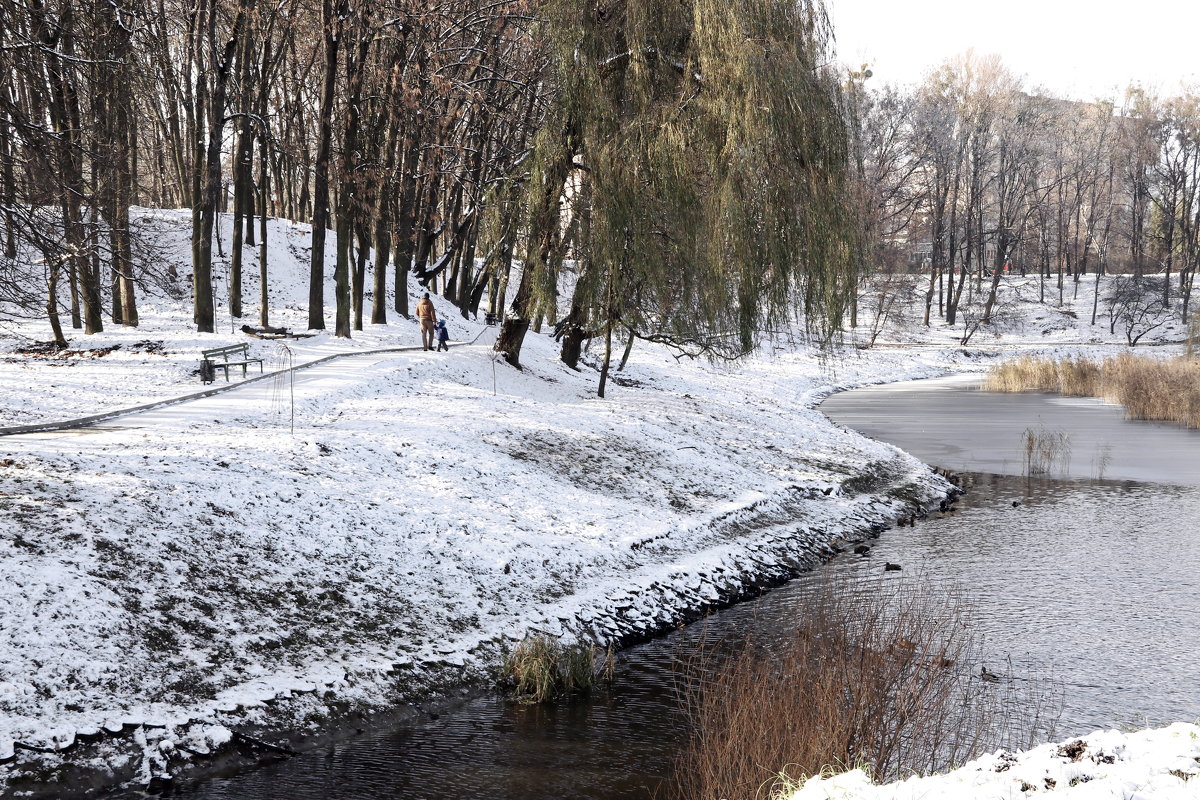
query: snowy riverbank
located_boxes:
[1,210,1192,796]
[791,723,1200,799]
[0,321,971,794]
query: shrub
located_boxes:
[502,636,614,704]
[1022,425,1071,476]
[671,574,1057,800]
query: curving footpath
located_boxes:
[0,332,490,438]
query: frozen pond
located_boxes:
[821,374,1200,485]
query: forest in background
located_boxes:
[3,1,1200,369]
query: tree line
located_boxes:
[0,0,859,385]
[6,4,1194,381]
[849,52,1200,333]
[1,0,547,342]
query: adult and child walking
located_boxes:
[416,292,451,352]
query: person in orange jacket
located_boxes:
[416,292,437,350]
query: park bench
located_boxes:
[199,342,263,384]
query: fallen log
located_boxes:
[239,324,315,339]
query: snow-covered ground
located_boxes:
[791,723,1200,799]
[0,211,1191,796]
[0,209,433,430]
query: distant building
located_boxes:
[908,241,932,270]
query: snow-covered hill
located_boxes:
[0,211,1191,797]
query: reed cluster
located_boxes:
[1022,425,1072,476]
[502,636,615,704]
[672,575,1056,800]
[983,353,1200,429]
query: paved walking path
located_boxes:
[0,332,490,438]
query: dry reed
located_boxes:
[1022,426,1072,476]
[502,636,615,704]
[984,353,1200,429]
[671,575,1057,800]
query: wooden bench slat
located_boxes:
[199,342,264,384]
[202,343,252,359]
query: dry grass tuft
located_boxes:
[671,575,1057,800]
[502,636,615,704]
[1022,426,1072,476]
[984,353,1200,429]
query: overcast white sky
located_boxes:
[830,0,1200,101]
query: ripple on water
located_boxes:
[815,474,1200,735]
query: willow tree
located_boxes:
[494,0,857,394]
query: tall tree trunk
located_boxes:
[457,223,479,319]
[451,138,486,312]
[944,168,963,325]
[128,90,140,207]
[369,54,403,326]
[981,233,1009,322]
[334,205,352,336]
[411,170,441,279]
[442,185,465,302]
[229,35,255,320]
[66,244,82,329]
[371,172,392,325]
[1,107,16,259]
[490,250,512,316]
[92,0,134,326]
[558,188,594,368]
[596,321,613,398]
[353,219,369,330]
[87,40,120,326]
[255,31,272,326]
[114,103,137,326]
[334,15,369,339]
[35,0,104,334]
[189,0,208,326]
[308,0,340,331]
[923,203,942,326]
[112,39,137,328]
[196,0,245,333]
[258,117,270,327]
[392,136,420,318]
